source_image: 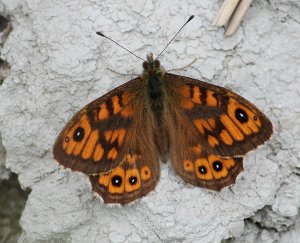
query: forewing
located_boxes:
[53,77,156,174]
[165,73,273,156]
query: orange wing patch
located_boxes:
[184,160,194,172]
[183,155,237,181]
[82,130,99,159]
[94,163,152,196]
[141,166,151,181]
[63,115,92,156]
[219,97,263,142]
[192,144,202,154]
[192,86,202,104]
[207,118,216,128]
[125,169,141,192]
[93,143,104,162]
[111,96,122,114]
[65,139,76,155]
[108,167,125,194]
[220,114,244,141]
[121,92,135,118]
[98,92,135,120]
[219,130,233,145]
[227,98,261,134]
[104,130,113,142]
[111,129,126,145]
[193,119,213,135]
[207,155,228,179]
[121,105,133,118]
[107,147,118,160]
[195,158,213,180]
[104,129,126,146]
[99,174,110,187]
[208,135,219,147]
[98,103,109,120]
[206,91,218,106]
[179,85,202,109]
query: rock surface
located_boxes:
[0,0,299,242]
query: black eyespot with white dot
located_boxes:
[198,166,207,174]
[65,137,70,143]
[111,175,122,187]
[129,176,138,185]
[235,108,248,123]
[212,161,223,172]
[73,127,85,142]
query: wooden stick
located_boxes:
[225,0,253,36]
[213,0,240,26]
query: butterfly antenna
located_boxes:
[96,32,146,61]
[155,15,194,61]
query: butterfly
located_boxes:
[53,50,273,204]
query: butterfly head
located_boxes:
[142,53,164,79]
[143,53,159,68]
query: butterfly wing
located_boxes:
[53,77,158,175]
[164,73,272,190]
[90,153,159,204]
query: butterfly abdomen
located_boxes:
[146,74,170,161]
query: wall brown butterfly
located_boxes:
[53,16,273,205]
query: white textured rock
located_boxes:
[0,133,9,180]
[0,0,299,242]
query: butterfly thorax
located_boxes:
[142,54,165,107]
